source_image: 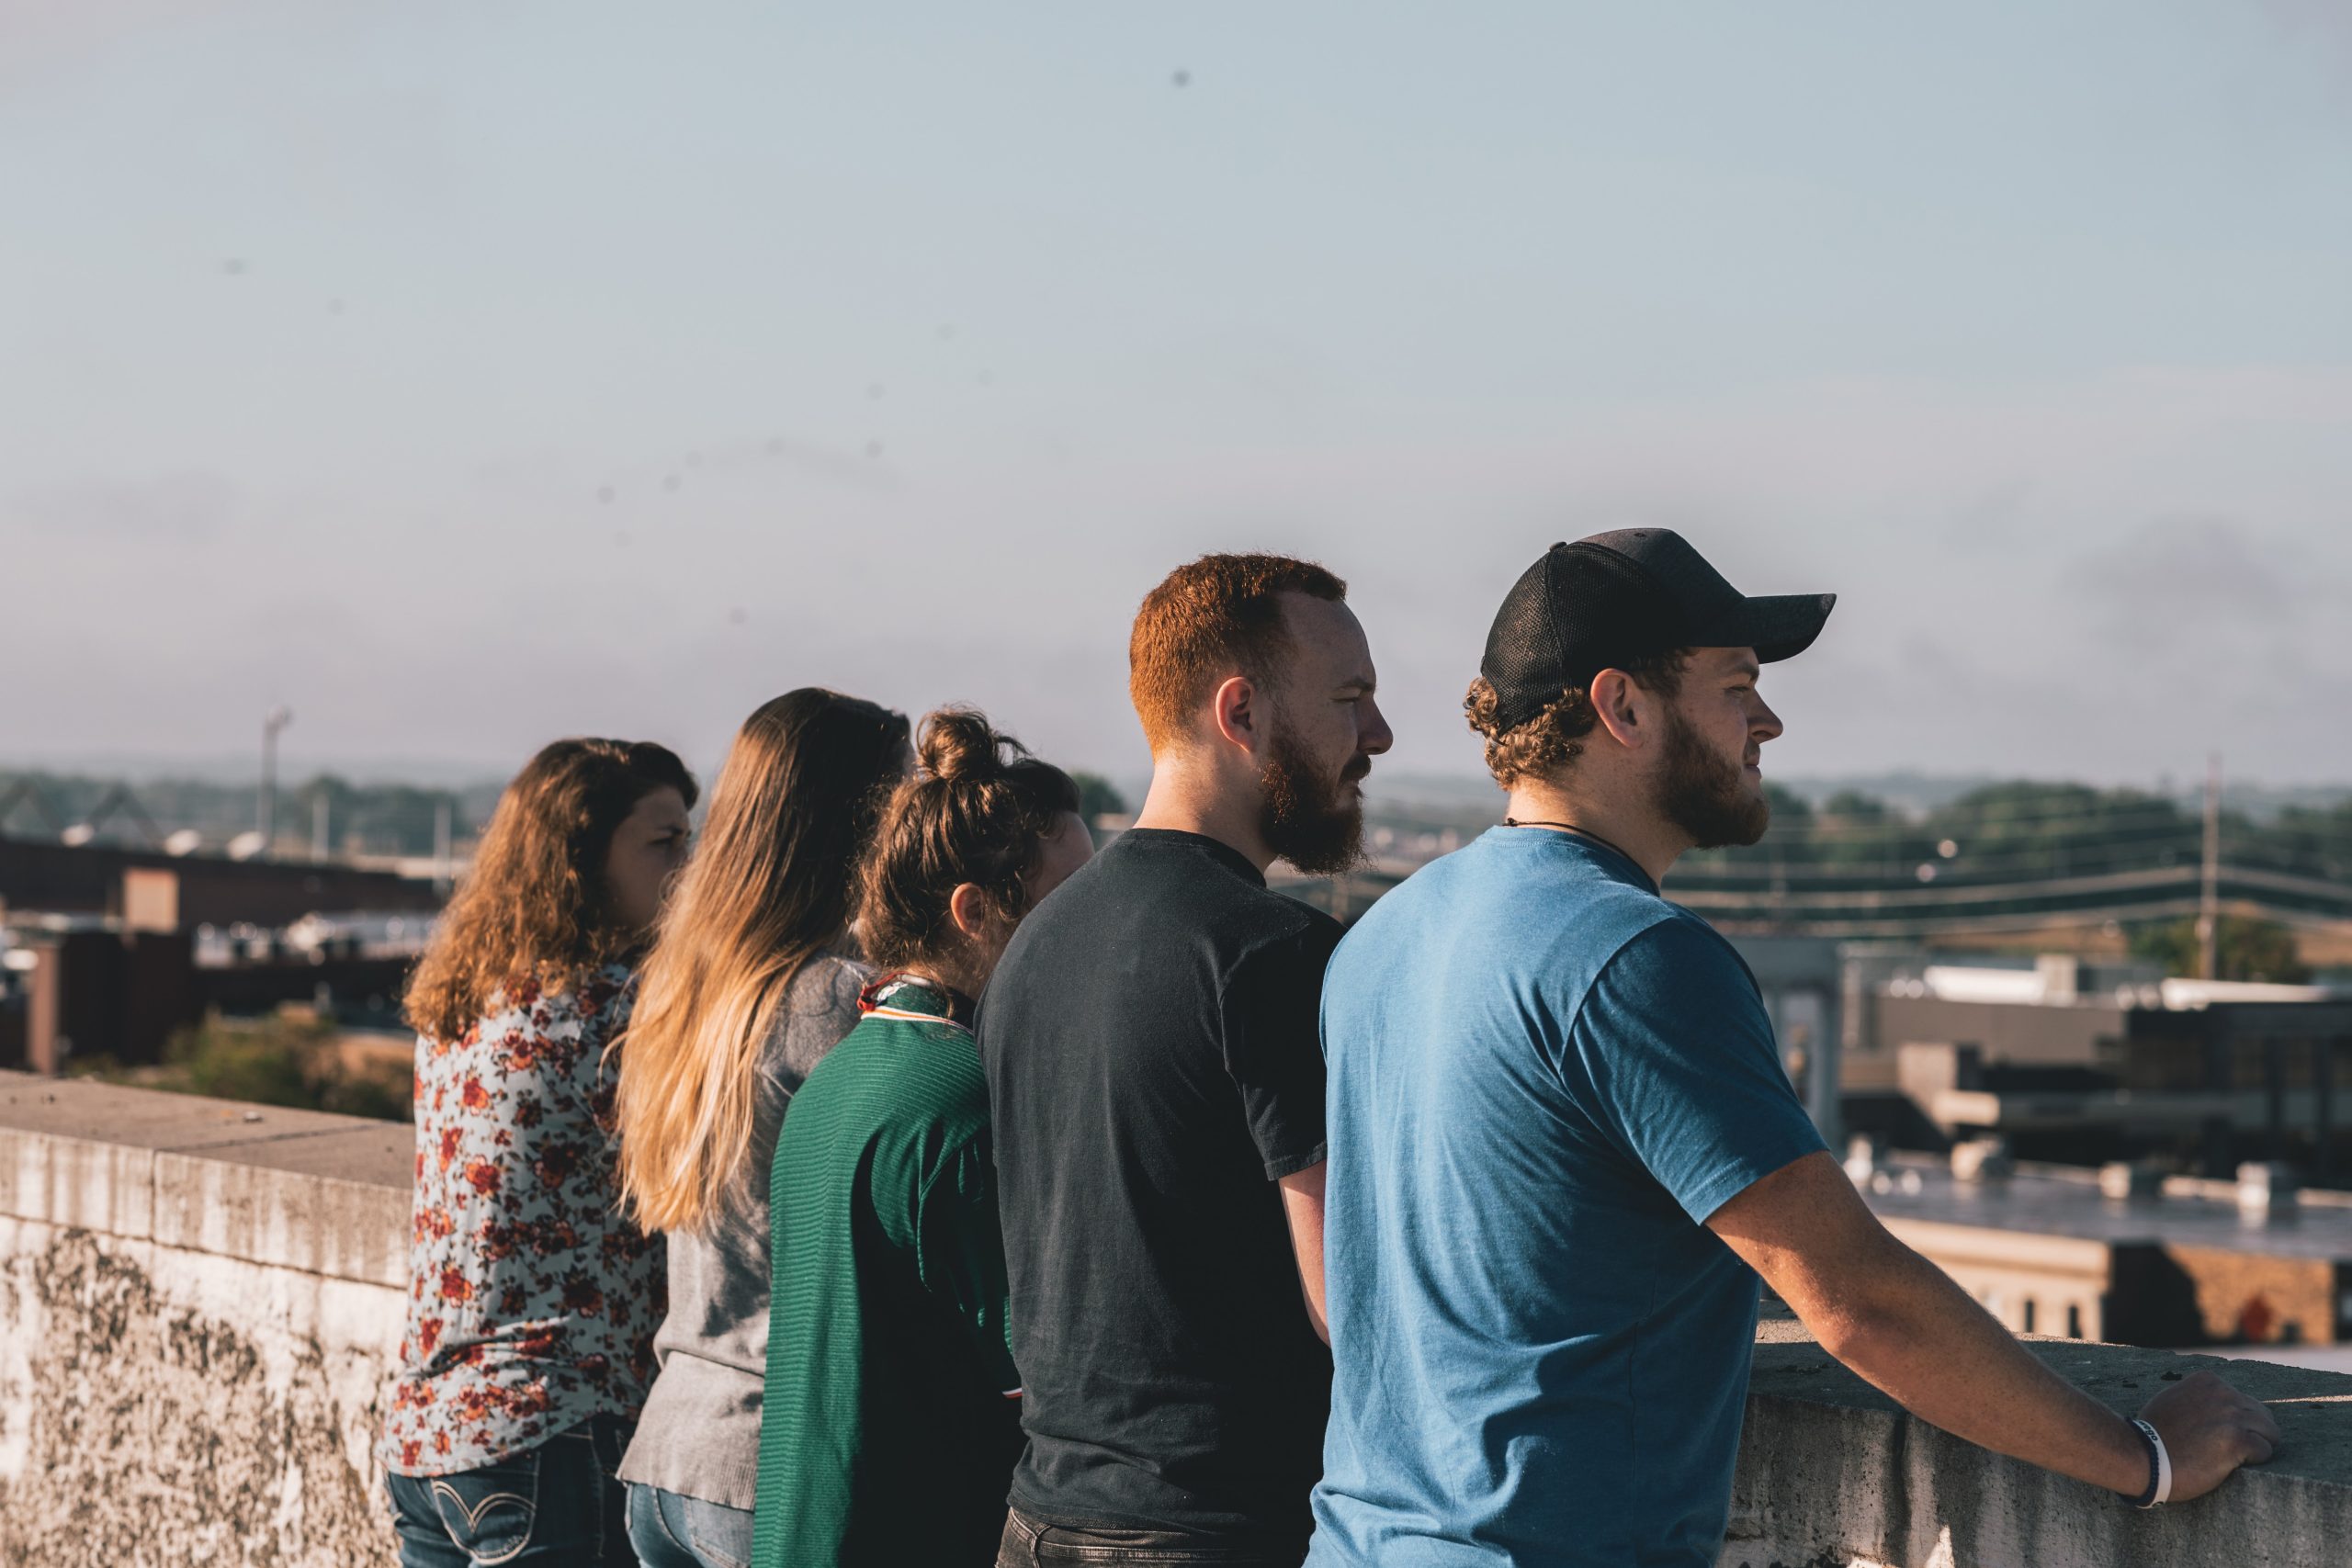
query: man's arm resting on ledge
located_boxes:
[1708,1151,2282,1503]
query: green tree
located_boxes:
[1069,772,1130,822]
[1820,789,1892,821]
[1794,788,1935,871]
[74,1011,413,1121]
[2127,916,2312,985]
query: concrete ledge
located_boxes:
[7,1075,2352,1566]
[0,1074,413,1566]
[1727,1311,2352,1566]
[0,1070,408,1286]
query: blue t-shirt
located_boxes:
[1306,829,1826,1568]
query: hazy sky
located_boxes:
[5,1,2349,790]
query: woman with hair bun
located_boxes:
[750,708,1093,1568]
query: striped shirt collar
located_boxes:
[857,971,977,1033]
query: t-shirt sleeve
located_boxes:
[1574,916,1827,1224]
[913,1127,1023,1398]
[1221,919,1342,1180]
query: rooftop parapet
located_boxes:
[1736,1305,2352,1565]
[0,1070,408,1564]
[0,1074,2346,1566]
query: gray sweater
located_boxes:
[617,948,871,1509]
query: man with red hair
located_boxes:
[982,552,1392,1568]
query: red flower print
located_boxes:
[533,1141,582,1188]
[526,1218,581,1256]
[383,963,665,1480]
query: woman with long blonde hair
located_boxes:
[613,688,910,1568]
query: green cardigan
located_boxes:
[751,978,1023,1568]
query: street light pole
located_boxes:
[2198,752,2222,981]
[258,706,293,858]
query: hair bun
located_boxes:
[918,707,1024,783]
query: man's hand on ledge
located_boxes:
[2140,1370,2282,1503]
[1713,1151,2285,1505]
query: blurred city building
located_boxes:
[0,835,442,1073]
[1849,1145,2352,1357]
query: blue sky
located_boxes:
[5,1,2349,788]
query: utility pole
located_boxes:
[258,706,293,858]
[2198,752,2222,981]
[434,795,454,893]
[311,785,331,863]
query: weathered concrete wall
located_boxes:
[6,1072,2352,1567]
[0,1072,408,1566]
[1724,1311,2352,1567]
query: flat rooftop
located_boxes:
[1862,1155,2352,1262]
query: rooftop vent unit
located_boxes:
[2236,1162,2299,1215]
[1843,1134,1884,1185]
[1951,1137,2014,1183]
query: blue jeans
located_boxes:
[388,1417,637,1567]
[625,1483,753,1568]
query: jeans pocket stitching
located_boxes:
[635,1485,694,1557]
[686,1532,742,1568]
[686,1526,750,1568]
[427,1477,538,1566]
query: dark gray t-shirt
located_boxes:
[978,829,1340,1543]
[617,948,870,1509]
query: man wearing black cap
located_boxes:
[1305,530,2280,1567]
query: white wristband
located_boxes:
[2132,1418,2173,1507]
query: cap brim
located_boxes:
[1742,592,1836,663]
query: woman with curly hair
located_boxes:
[382,737,697,1568]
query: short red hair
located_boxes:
[1127,553,1348,751]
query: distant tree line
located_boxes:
[1681,780,2348,981]
[0,771,503,858]
[1691,780,2352,886]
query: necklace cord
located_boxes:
[1501,818,1644,872]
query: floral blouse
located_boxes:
[380,964,666,1476]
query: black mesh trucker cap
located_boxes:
[1479,529,1836,732]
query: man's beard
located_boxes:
[1260,725,1370,875]
[1657,708,1770,850]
